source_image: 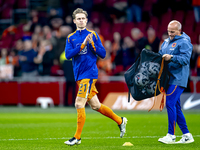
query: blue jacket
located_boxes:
[159,32,193,88]
[65,28,106,81]
[18,49,38,73]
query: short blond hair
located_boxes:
[72,8,88,19]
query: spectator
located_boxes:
[127,0,145,22]
[34,40,54,76]
[54,25,72,60]
[97,41,113,74]
[18,39,38,78]
[12,39,24,76]
[50,59,64,76]
[131,28,148,55]
[159,32,168,50]
[31,33,40,50]
[196,45,200,76]
[64,15,76,31]
[0,48,9,65]
[42,25,52,40]
[94,26,104,46]
[190,44,198,76]
[9,49,20,77]
[115,36,136,69]
[47,0,63,18]
[145,26,160,53]
[60,51,76,106]
[111,32,123,63]
[193,0,200,22]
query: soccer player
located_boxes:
[64,8,128,146]
[158,20,194,144]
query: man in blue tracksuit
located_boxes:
[64,8,127,146]
[158,20,194,144]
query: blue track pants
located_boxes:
[166,85,189,135]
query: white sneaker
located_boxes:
[176,133,194,144]
[158,133,176,144]
[64,137,81,146]
[118,117,128,138]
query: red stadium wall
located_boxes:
[0,81,128,105]
[0,80,198,106]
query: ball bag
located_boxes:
[124,48,169,101]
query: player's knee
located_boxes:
[90,103,101,110]
[75,102,83,109]
[75,98,85,109]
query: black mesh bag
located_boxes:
[124,48,169,102]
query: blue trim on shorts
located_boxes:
[88,79,93,95]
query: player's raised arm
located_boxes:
[89,32,106,59]
[65,37,85,59]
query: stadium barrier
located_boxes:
[0,76,200,110]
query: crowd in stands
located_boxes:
[0,0,200,80]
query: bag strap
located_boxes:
[128,88,130,103]
[148,58,165,112]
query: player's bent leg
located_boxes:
[88,95,128,138]
[87,95,101,110]
[65,97,87,146]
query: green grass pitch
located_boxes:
[0,107,199,150]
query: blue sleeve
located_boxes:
[27,51,37,63]
[89,32,106,59]
[65,37,82,59]
[159,42,165,56]
[170,42,193,68]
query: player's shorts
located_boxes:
[76,79,98,101]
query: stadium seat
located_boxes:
[136,22,147,35]
[142,0,156,12]
[160,10,172,27]
[111,23,123,35]
[122,22,134,38]
[6,0,16,5]
[183,24,194,35]
[173,10,184,24]
[93,0,104,5]
[195,22,200,35]
[1,7,13,19]
[100,21,112,40]
[149,16,159,31]
[110,65,124,75]
[184,10,195,26]
[16,0,28,8]
[105,0,116,7]
[90,11,102,24]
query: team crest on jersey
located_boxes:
[76,43,87,55]
[172,43,176,47]
[78,46,87,55]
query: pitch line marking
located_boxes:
[1,135,200,141]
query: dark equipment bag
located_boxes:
[124,48,169,103]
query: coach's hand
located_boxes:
[162,54,173,61]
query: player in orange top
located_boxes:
[64,8,128,146]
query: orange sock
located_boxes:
[74,108,86,139]
[97,104,122,125]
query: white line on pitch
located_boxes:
[1,135,200,141]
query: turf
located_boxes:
[0,106,199,150]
